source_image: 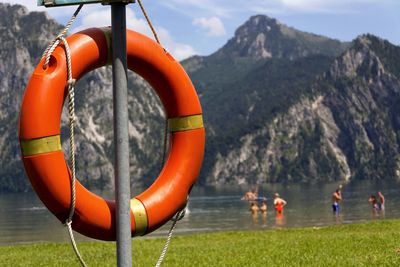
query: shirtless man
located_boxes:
[274,193,287,214]
[332,187,342,214]
[242,189,257,201]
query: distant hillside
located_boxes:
[1,4,400,192]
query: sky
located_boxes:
[3,0,400,60]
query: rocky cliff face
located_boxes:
[1,4,400,191]
[323,35,400,181]
[0,4,165,192]
[198,34,400,185]
[0,4,63,191]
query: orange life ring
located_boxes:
[18,28,205,241]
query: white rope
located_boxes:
[155,207,187,267]
[66,221,87,267]
[60,35,87,267]
[42,5,87,267]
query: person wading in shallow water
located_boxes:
[332,186,342,214]
[273,193,287,214]
[250,202,259,214]
[250,202,259,224]
[369,191,385,212]
[260,201,267,213]
[260,200,267,225]
[378,191,385,211]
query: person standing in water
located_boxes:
[260,201,267,213]
[249,202,259,224]
[250,202,259,214]
[378,191,385,211]
[368,195,379,211]
[369,191,385,211]
[332,186,342,214]
[274,193,287,214]
[260,201,267,225]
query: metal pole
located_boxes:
[111,4,132,267]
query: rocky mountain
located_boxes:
[0,3,165,192]
[213,15,348,60]
[1,5,400,192]
[0,4,63,191]
[183,15,400,185]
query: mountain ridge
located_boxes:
[183,23,400,185]
[213,14,349,60]
[1,3,400,192]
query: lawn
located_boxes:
[1,220,400,266]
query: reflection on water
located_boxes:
[275,213,285,227]
[1,180,400,244]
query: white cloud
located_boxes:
[72,7,196,60]
[2,1,196,60]
[72,7,149,33]
[156,28,197,60]
[193,17,226,37]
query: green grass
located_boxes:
[1,220,400,266]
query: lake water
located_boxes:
[1,180,400,245]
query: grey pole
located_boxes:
[111,4,132,267]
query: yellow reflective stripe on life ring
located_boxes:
[168,114,203,132]
[130,198,148,236]
[21,135,62,156]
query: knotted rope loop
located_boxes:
[42,3,83,68]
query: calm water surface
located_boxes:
[1,180,400,245]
